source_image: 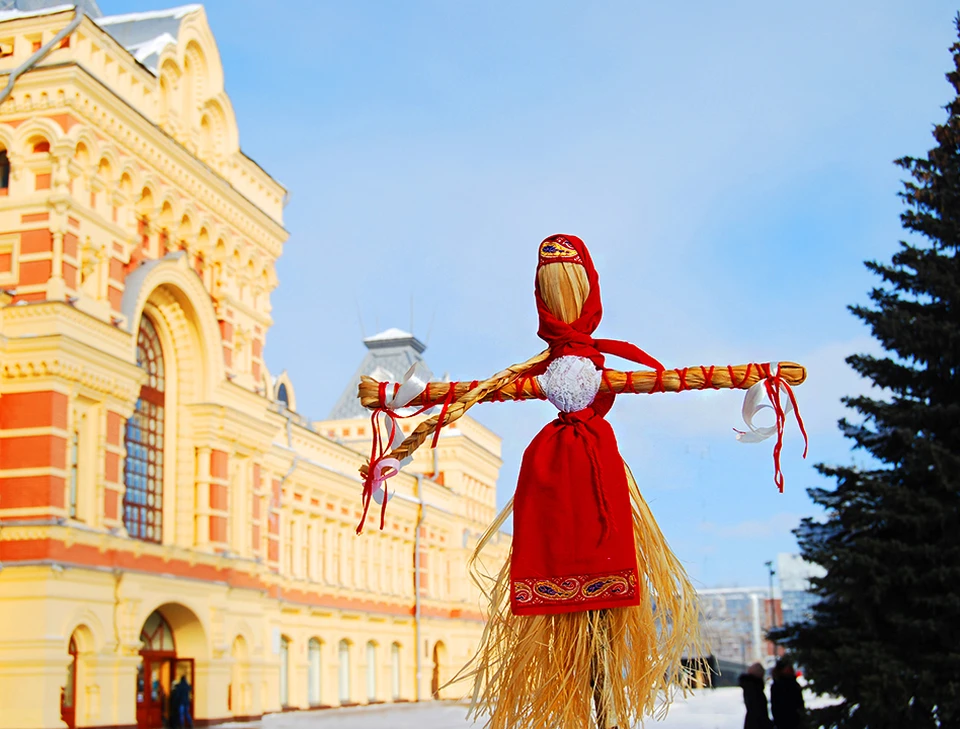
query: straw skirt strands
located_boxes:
[453,463,705,729]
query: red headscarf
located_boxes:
[534,234,664,413]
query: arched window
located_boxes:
[279,636,291,707]
[431,641,446,699]
[366,641,377,701]
[308,638,322,706]
[60,636,77,728]
[390,643,401,701]
[0,149,10,192]
[277,383,289,409]
[140,611,175,652]
[124,317,165,543]
[200,114,214,159]
[338,640,351,704]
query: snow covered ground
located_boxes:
[228,687,829,729]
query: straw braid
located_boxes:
[359,349,551,477]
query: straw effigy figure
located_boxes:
[355,234,807,729]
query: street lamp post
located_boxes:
[764,560,776,626]
[765,560,776,659]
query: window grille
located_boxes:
[124,317,165,543]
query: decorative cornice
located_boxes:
[0,65,286,258]
[0,300,132,352]
[1,352,143,401]
[187,402,283,449]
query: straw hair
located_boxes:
[451,463,706,729]
[538,261,589,324]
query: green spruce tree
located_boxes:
[776,16,960,729]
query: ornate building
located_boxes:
[0,3,508,728]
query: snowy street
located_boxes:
[225,687,827,729]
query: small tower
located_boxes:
[328,328,431,420]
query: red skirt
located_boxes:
[510,407,639,615]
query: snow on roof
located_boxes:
[126,31,176,64]
[0,4,75,22]
[95,4,201,27]
[364,327,415,343]
[93,4,202,75]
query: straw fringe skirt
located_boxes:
[452,463,705,729]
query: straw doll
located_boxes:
[355,234,807,729]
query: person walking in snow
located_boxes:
[771,657,806,729]
[739,662,774,729]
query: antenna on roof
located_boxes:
[426,308,436,346]
[355,298,366,339]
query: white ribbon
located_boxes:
[370,361,433,504]
[371,457,401,505]
[735,363,793,444]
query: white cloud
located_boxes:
[700,512,804,540]
[612,334,882,442]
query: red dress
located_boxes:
[511,405,640,614]
[509,234,664,616]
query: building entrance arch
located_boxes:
[136,609,196,729]
[60,635,78,729]
[431,641,447,699]
[61,625,94,729]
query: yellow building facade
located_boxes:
[0,4,508,728]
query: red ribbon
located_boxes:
[357,381,466,534]
[758,363,809,493]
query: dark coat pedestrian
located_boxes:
[172,676,193,729]
[771,659,806,729]
[739,662,773,729]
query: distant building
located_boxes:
[699,554,823,678]
[699,587,766,668]
[699,586,783,675]
[0,4,507,729]
[777,552,824,627]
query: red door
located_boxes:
[137,611,180,729]
[136,654,174,729]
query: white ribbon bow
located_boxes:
[371,361,433,505]
[735,363,794,444]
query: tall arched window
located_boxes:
[60,636,77,728]
[366,641,377,701]
[390,643,401,700]
[124,317,165,543]
[279,636,291,708]
[308,638,322,706]
[0,149,10,192]
[338,640,351,704]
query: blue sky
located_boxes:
[107,1,959,588]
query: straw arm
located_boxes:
[359,361,807,409]
[358,349,551,477]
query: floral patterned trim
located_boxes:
[512,568,637,608]
[538,236,584,265]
